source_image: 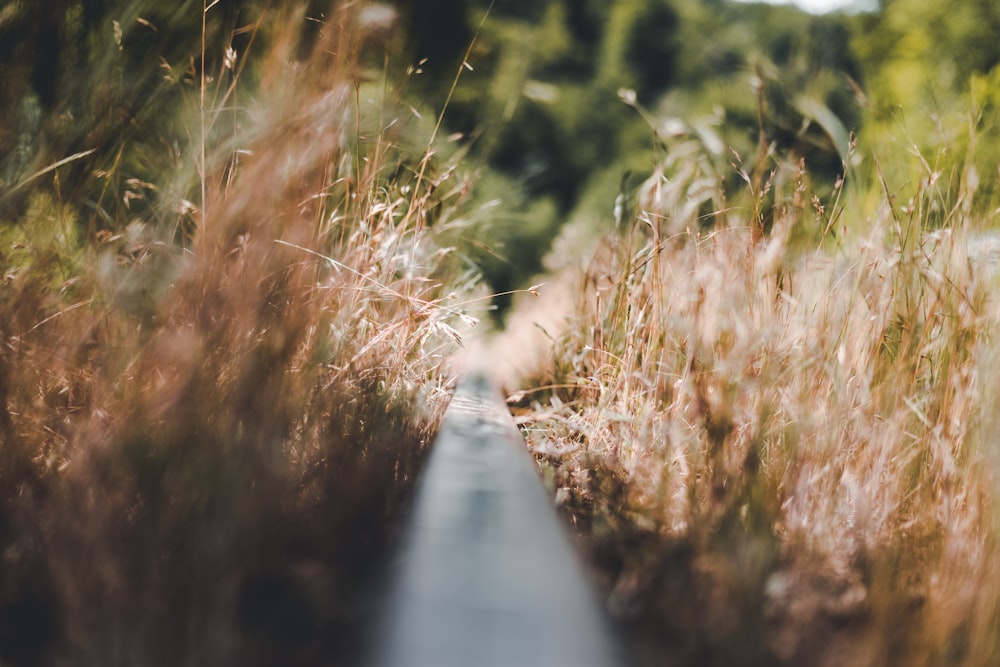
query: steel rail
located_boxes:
[372,371,625,667]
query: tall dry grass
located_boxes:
[0,5,477,665]
[516,138,1000,666]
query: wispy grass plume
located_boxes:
[516,135,1000,666]
[0,4,478,665]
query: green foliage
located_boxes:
[389,0,871,298]
[852,0,1000,217]
[1,192,83,281]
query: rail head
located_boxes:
[372,371,627,667]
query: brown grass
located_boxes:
[0,5,477,665]
[513,137,1000,666]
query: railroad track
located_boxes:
[372,370,625,667]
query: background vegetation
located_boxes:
[2,0,1000,665]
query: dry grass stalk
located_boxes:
[0,4,476,665]
[516,138,1000,666]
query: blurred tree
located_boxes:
[853,0,1000,214]
[395,0,472,75]
[385,0,869,299]
[859,0,1000,99]
[624,1,681,102]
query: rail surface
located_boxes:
[372,371,624,667]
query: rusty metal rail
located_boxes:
[372,371,625,667]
